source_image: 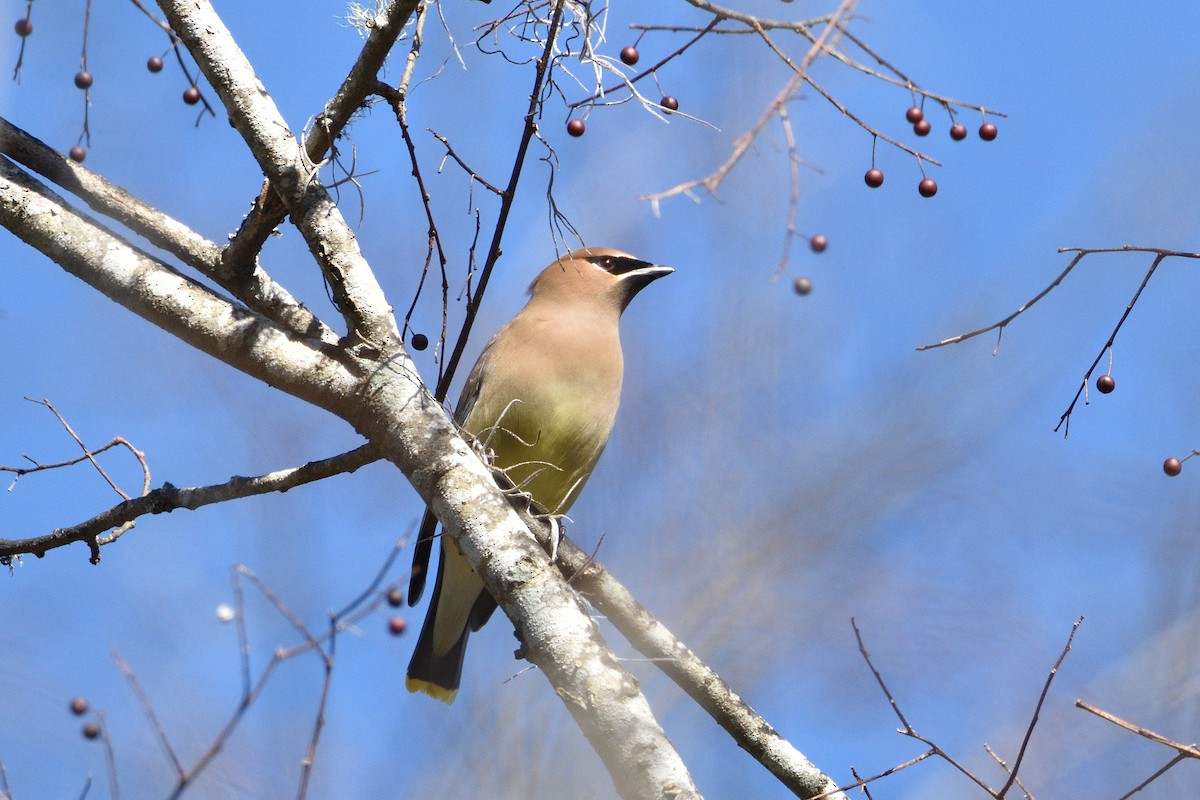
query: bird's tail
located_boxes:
[406,552,470,704]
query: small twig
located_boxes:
[810,750,936,800]
[437,0,569,402]
[1052,252,1169,436]
[1075,700,1200,759]
[426,129,506,197]
[995,616,1082,797]
[1075,700,1200,799]
[0,444,380,562]
[94,709,120,800]
[567,17,721,110]
[5,398,150,500]
[919,246,1200,352]
[984,745,1036,800]
[854,616,1082,798]
[112,647,185,780]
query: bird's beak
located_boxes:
[619,263,673,287]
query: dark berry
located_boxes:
[14,18,32,37]
[950,122,968,141]
[660,96,679,112]
[979,122,998,141]
[1096,374,1115,394]
[74,70,93,89]
[792,277,812,296]
[70,697,89,716]
[809,234,828,253]
[147,55,164,73]
[387,616,408,636]
[1164,457,1183,477]
[620,46,639,66]
[918,178,938,197]
[183,86,201,105]
[69,145,86,163]
[411,333,429,351]
[913,119,931,137]
[566,118,585,137]
[386,587,404,607]
[905,106,924,124]
[864,168,884,188]
[82,722,101,740]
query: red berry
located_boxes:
[950,123,968,141]
[918,178,938,197]
[979,122,998,141]
[387,616,408,636]
[1164,457,1183,477]
[620,46,639,66]
[14,18,32,37]
[69,145,86,163]
[660,96,679,111]
[386,587,404,607]
[905,106,924,124]
[1095,374,1115,394]
[566,118,585,137]
[70,697,89,716]
[74,70,93,89]
[792,277,812,296]
[411,333,429,351]
[82,722,101,740]
[183,86,201,105]
[147,55,164,73]
[913,119,931,136]
[809,234,828,253]
[864,168,884,188]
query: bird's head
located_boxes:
[529,247,673,314]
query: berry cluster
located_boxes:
[864,104,1000,198]
[13,16,209,162]
[566,45,679,137]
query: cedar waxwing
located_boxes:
[406,247,673,703]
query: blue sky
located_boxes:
[2,2,1199,798]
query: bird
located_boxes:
[405,246,673,703]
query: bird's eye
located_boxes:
[598,257,616,271]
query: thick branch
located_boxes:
[223,0,419,271]
[0,116,336,344]
[0,156,358,409]
[559,538,846,800]
[157,0,398,346]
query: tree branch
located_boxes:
[222,0,420,273]
[0,116,337,344]
[559,536,848,800]
[157,0,399,346]
[0,444,380,561]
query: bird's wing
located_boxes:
[407,335,498,605]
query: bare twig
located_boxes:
[0,444,379,562]
[110,539,408,799]
[854,616,1083,798]
[1075,700,1200,799]
[5,398,150,500]
[639,2,889,210]
[810,750,935,800]
[919,246,1200,353]
[995,616,1082,797]
[113,648,185,780]
[436,0,569,401]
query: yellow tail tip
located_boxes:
[406,676,458,704]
